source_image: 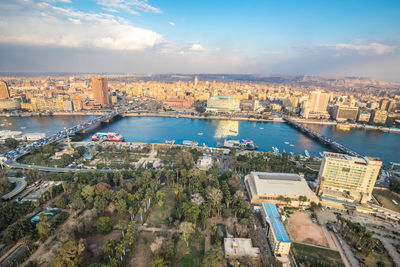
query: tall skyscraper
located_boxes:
[0,81,10,99]
[308,91,329,113]
[92,77,110,107]
[194,76,199,87]
[318,152,382,204]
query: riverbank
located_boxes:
[122,112,284,122]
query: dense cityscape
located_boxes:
[1,0,400,267]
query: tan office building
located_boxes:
[0,81,10,99]
[318,152,382,206]
[92,77,110,107]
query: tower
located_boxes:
[0,81,10,99]
[92,77,110,107]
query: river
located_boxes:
[0,115,398,165]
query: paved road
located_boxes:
[1,177,27,200]
[6,162,115,173]
[337,233,361,267]
[329,232,351,267]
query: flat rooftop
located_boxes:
[263,203,290,242]
[246,172,316,198]
[323,152,380,164]
[224,238,260,256]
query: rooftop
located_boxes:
[224,238,260,257]
[246,172,316,198]
[262,203,290,242]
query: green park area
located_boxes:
[373,188,400,213]
[292,242,344,267]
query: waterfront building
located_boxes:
[63,100,73,111]
[380,99,390,111]
[329,105,359,122]
[224,238,260,259]
[357,111,371,123]
[317,152,382,206]
[308,91,330,113]
[244,172,318,206]
[0,99,20,111]
[0,81,10,99]
[206,96,240,113]
[163,98,194,108]
[92,77,110,107]
[73,96,82,111]
[240,99,260,112]
[261,203,291,259]
[371,110,388,124]
[196,156,213,170]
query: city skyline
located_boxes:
[0,0,399,81]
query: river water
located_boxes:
[1,115,398,165]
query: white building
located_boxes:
[261,203,291,257]
[206,96,240,113]
[245,172,318,206]
[224,238,260,259]
[196,156,213,170]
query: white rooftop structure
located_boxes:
[224,238,260,258]
[245,172,318,205]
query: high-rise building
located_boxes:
[194,76,198,87]
[0,81,10,99]
[371,110,388,124]
[206,96,240,113]
[318,152,382,205]
[308,91,330,113]
[329,105,359,122]
[92,77,110,107]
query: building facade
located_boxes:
[92,77,110,107]
[330,105,359,122]
[206,96,240,113]
[318,152,382,205]
[0,81,10,99]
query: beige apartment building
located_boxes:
[318,152,382,206]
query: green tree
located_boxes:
[53,241,85,267]
[81,185,95,203]
[152,256,168,267]
[97,216,113,234]
[36,219,52,239]
[179,222,194,247]
[115,199,127,217]
[5,138,19,149]
[55,197,67,209]
[155,191,165,207]
[94,196,109,214]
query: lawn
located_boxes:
[292,242,344,267]
[373,189,400,213]
[146,186,175,227]
[175,237,204,267]
[356,250,393,267]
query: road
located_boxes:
[6,161,115,173]
[1,177,27,200]
[374,235,400,266]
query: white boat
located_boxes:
[197,132,204,135]
[289,144,294,147]
[304,150,310,157]
[165,140,175,144]
[259,127,264,130]
[284,142,289,145]
[20,126,26,130]
[319,152,324,158]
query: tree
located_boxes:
[36,219,52,239]
[202,245,225,267]
[55,197,67,209]
[97,216,113,234]
[53,241,85,267]
[115,199,127,217]
[75,146,85,157]
[179,222,194,247]
[81,185,95,203]
[155,191,165,207]
[176,152,194,169]
[152,256,168,267]
[94,196,109,214]
[206,187,223,215]
[4,138,19,149]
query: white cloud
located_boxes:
[169,21,175,26]
[334,43,395,55]
[189,43,205,52]
[0,0,163,50]
[97,0,161,15]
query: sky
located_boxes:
[0,0,399,81]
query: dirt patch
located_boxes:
[82,229,123,265]
[128,232,156,267]
[287,211,328,247]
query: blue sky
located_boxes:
[0,0,399,81]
